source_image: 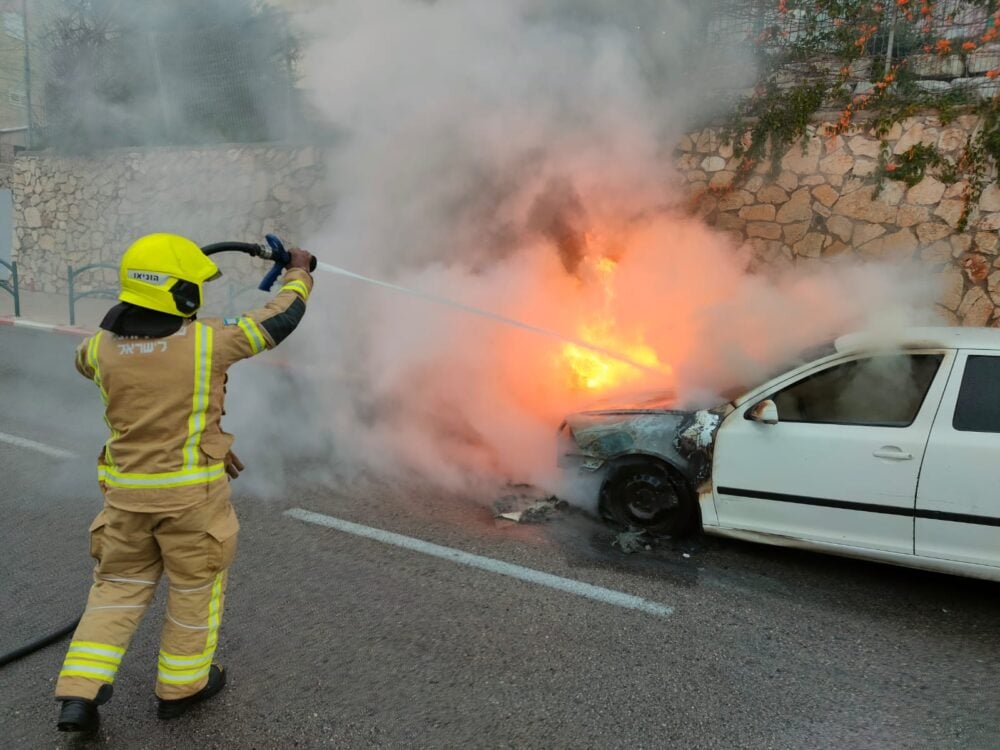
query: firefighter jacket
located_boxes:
[74,268,313,512]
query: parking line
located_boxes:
[0,430,78,460]
[285,507,674,618]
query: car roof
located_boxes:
[835,326,1000,353]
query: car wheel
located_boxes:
[599,458,698,537]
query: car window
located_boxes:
[765,353,943,427]
[728,340,838,404]
[953,355,1000,433]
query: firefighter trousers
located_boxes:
[55,487,239,701]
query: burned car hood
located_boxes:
[563,404,727,483]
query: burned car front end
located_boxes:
[559,404,728,535]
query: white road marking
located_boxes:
[285,507,674,618]
[0,430,78,459]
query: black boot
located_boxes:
[57,684,112,733]
[157,664,226,720]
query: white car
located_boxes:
[559,327,1000,582]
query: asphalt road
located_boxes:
[1,326,998,749]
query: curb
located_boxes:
[0,316,91,337]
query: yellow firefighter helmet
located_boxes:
[118,234,220,317]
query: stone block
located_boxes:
[897,204,930,228]
[854,222,886,246]
[915,80,952,94]
[989,270,1000,306]
[847,135,881,159]
[938,127,967,152]
[832,185,897,223]
[822,240,851,258]
[701,156,727,172]
[776,187,813,223]
[747,222,782,240]
[916,221,953,244]
[715,212,746,232]
[857,228,917,262]
[709,171,736,189]
[934,199,966,228]
[695,130,717,153]
[23,206,41,228]
[677,153,701,171]
[793,232,825,258]
[922,241,953,264]
[780,138,822,175]
[935,305,960,325]
[820,151,854,175]
[739,204,777,221]
[939,267,966,310]
[852,159,877,177]
[826,215,853,242]
[909,54,965,80]
[776,171,799,191]
[980,184,1000,213]
[811,184,839,207]
[979,212,1000,231]
[757,185,789,204]
[968,44,1000,75]
[717,190,753,211]
[958,286,994,327]
[906,177,946,205]
[944,180,968,200]
[975,232,999,256]
[783,221,810,244]
[894,123,937,155]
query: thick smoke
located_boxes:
[282,0,936,501]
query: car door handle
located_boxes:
[873,447,913,461]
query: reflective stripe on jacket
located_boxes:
[76,268,312,511]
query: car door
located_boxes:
[915,350,1000,567]
[712,350,952,553]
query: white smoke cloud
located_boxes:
[262,0,938,503]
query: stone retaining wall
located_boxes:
[677,114,1000,326]
[10,115,1000,327]
[12,144,333,295]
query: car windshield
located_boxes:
[724,340,839,404]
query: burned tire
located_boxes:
[599,459,698,537]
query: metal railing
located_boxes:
[67,263,117,326]
[0,259,19,317]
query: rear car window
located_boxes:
[767,353,943,427]
[953,355,1000,433]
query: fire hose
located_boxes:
[0,234,309,670]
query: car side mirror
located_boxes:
[749,399,779,425]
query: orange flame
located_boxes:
[561,256,671,392]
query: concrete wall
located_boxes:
[677,114,1000,326]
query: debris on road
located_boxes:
[493,488,568,524]
[611,529,654,554]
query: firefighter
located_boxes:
[55,233,315,732]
